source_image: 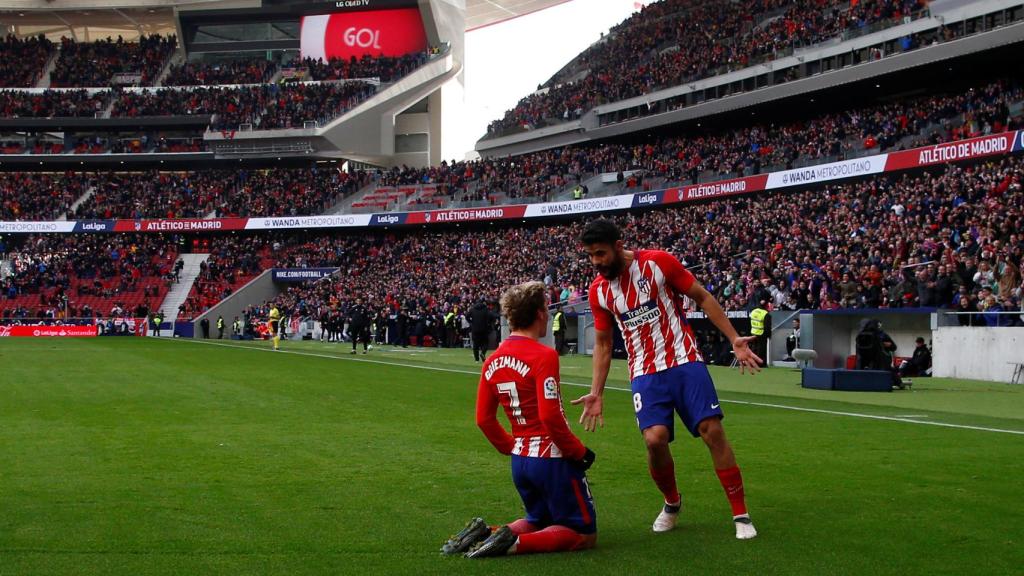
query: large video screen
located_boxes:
[300,8,428,62]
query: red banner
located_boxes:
[0,325,97,337]
[112,218,249,233]
[666,174,770,203]
[884,131,1016,171]
[405,205,528,224]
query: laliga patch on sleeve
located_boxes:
[543,377,559,400]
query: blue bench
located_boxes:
[802,368,893,392]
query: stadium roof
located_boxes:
[465,0,571,31]
[0,7,177,40]
[0,0,575,38]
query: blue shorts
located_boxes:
[511,455,597,534]
[630,362,723,441]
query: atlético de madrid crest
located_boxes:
[637,277,651,294]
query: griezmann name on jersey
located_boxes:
[476,336,586,460]
[589,250,703,380]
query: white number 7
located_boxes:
[497,382,527,425]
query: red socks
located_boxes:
[507,518,536,535]
[515,525,586,554]
[715,466,748,517]
[649,461,681,505]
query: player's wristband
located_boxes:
[573,448,596,471]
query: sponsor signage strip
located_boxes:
[0,325,97,337]
[272,268,340,281]
[1,131,1018,234]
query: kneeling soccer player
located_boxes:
[442,281,597,558]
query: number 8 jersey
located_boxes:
[589,249,704,381]
[476,336,587,460]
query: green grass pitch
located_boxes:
[2,337,1022,575]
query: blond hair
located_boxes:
[501,281,547,331]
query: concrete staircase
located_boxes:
[324,180,379,214]
[154,50,184,87]
[153,253,210,335]
[61,184,97,221]
[35,51,59,89]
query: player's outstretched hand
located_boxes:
[571,448,596,472]
[732,336,763,375]
[571,393,604,432]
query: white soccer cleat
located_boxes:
[734,515,757,540]
[653,502,681,532]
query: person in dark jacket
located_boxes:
[899,337,932,377]
[467,300,496,361]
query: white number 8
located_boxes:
[632,392,643,413]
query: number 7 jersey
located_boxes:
[476,336,587,460]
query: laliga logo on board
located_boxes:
[375,214,400,225]
[636,193,659,205]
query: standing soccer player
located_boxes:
[571,219,762,539]
[267,303,282,351]
[443,281,597,558]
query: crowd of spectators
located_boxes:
[372,77,1023,204]
[111,81,377,129]
[164,58,279,86]
[0,172,90,220]
[0,76,1018,221]
[50,35,177,88]
[1,234,177,320]
[300,52,429,82]
[0,89,109,118]
[487,0,930,135]
[225,155,1023,332]
[70,166,370,219]
[0,34,54,88]
[4,154,1022,328]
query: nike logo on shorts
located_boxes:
[711,403,720,409]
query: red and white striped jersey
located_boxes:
[589,249,703,380]
[476,336,587,460]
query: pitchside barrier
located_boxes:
[2,131,1022,236]
[0,317,149,337]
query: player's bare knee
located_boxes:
[698,418,726,448]
[642,426,670,450]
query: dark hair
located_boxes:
[580,219,621,246]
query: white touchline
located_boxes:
[169,339,1024,436]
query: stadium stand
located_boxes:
[0,172,91,220]
[50,35,177,88]
[69,168,371,219]
[0,34,55,88]
[25,153,1007,323]
[1,234,178,320]
[264,156,1024,326]
[301,52,429,82]
[485,0,932,137]
[0,89,110,118]
[163,58,280,87]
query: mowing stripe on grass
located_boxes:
[170,339,1024,436]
